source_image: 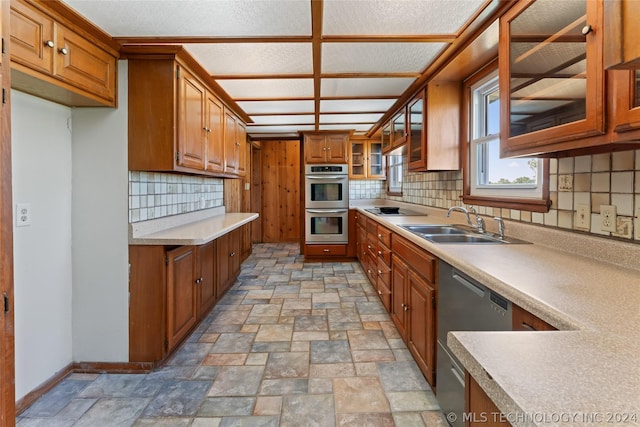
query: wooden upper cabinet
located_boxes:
[10,0,53,74]
[349,137,385,179]
[9,0,117,106]
[205,93,225,174]
[381,123,392,153]
[303,132,349,164]
[237,122,247,177]
[604,0,640,69]
[390,108,407,150]
[499,0,605,157]
[126,48,247,177]
[408,83,460,171]
[177,67,206,170]
[224,110,239,174]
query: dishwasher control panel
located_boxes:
[489,291,510,315]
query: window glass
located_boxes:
[387,155,403,195]
[470,72,542,198]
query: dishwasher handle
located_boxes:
[452,271,485,297]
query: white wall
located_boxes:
[71,60,129,362]
[12,91,74,400]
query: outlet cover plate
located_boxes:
[600,204,617,232]
[16,203,32,227]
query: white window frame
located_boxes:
[387,154,403,195]
[469,72,543,200]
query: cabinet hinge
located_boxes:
[176,65,180,80]
[164,339,169,351]
[175,152,180,162]
[1,38,5,55]
[2,89,6,105]
[164,256,169,266]
[3,292,9,313]
[432,295,436,310]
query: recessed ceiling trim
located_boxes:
[322,35,456,43]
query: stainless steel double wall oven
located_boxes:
[304,164,349,244]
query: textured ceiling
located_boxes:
[64,0,489,138]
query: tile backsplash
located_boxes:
[128,171,224,223]
[378,149,640,242]
[349,180,385,200]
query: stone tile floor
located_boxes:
[18,243,448,427]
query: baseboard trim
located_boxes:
[15,362,74,415]
[15,361,155,415]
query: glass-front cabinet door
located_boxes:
[408,92,426,171]
[390,109,407,149]
[367,138,385,179]
[612,69,640,132]
[500,0,605,156]
[381,123,392,153]
[349,140,366,178]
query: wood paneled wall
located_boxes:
[1,1,16,424]
[260,140,300,243]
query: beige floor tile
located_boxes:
[333,377,390,414]
[254,324,294,342]
[203,353,247,366]
[254,396,282,416]
[309,363,355,378]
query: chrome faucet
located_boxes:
[447,205,485,233]
[494,217,505,239]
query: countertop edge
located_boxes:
[129,212,259,246]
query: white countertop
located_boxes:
[351,200,640,426]
[129,207,259,245]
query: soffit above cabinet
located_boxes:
[63,0,493,139]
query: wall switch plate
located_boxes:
[16,203,32,227]
[600,204,617,232]
[575,204,590,229]
[244,183,250,191]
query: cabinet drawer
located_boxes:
[357,212,367,228]
[377,243,391,267]
[306,244,347,257]
[512,304,557,331]
[377,225,392,248]
[377,280,391,312]
[392,234,436,285]
[377,258,391,288]
[366,233,378,259]
[366,218,378,235]
[365,254,378,285]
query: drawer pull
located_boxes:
[323,249,330,252]
[59,47,69,55]
[45,40,54,48]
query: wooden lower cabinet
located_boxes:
[512,304,557,331]
[129,228,249,364]
[407,270,436,385]
[466,372,511,426]
[166,245,198,350]
[196,241,216,319]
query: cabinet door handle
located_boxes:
[377,270,382,274]
[45,40,54,48]
[378,290,382,295]
[581,24,592,35]
[323,249,330,252]
[235,142,241,146]
[230,252,236,257]
[520,322,537,331]
[59,47,69,55]
[403,305,409,312]
[378,250,382,255]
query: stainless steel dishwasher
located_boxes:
[436,260,512,427]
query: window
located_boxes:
[387,155,403,195]
[463,65,550,212]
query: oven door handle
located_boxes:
[305,175,345,180]
[306,209,348,214]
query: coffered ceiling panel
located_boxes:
[237,100,315,115]
[322,0,485,35]
[65,0,312,37]
[321,78,416,97]
[320,114,384,124]
[251,115,316,125]
[322,43,447,74]
[320,99,396,113]
[185,43,313,75]
[216,79,314,99]
[65,0,498,138]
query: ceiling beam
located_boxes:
[311,0,323,131]
[115,36,312,44]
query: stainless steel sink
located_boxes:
[424,234,505,244]
[399,224,529,244]
[401,225,467,235]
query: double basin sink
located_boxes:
[400,224,528,244]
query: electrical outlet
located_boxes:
[575,204,590,229]
[16,203,32,227]
[600,204,617,232]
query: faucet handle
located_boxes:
[467,205,477,214]
[493,217,505,239]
